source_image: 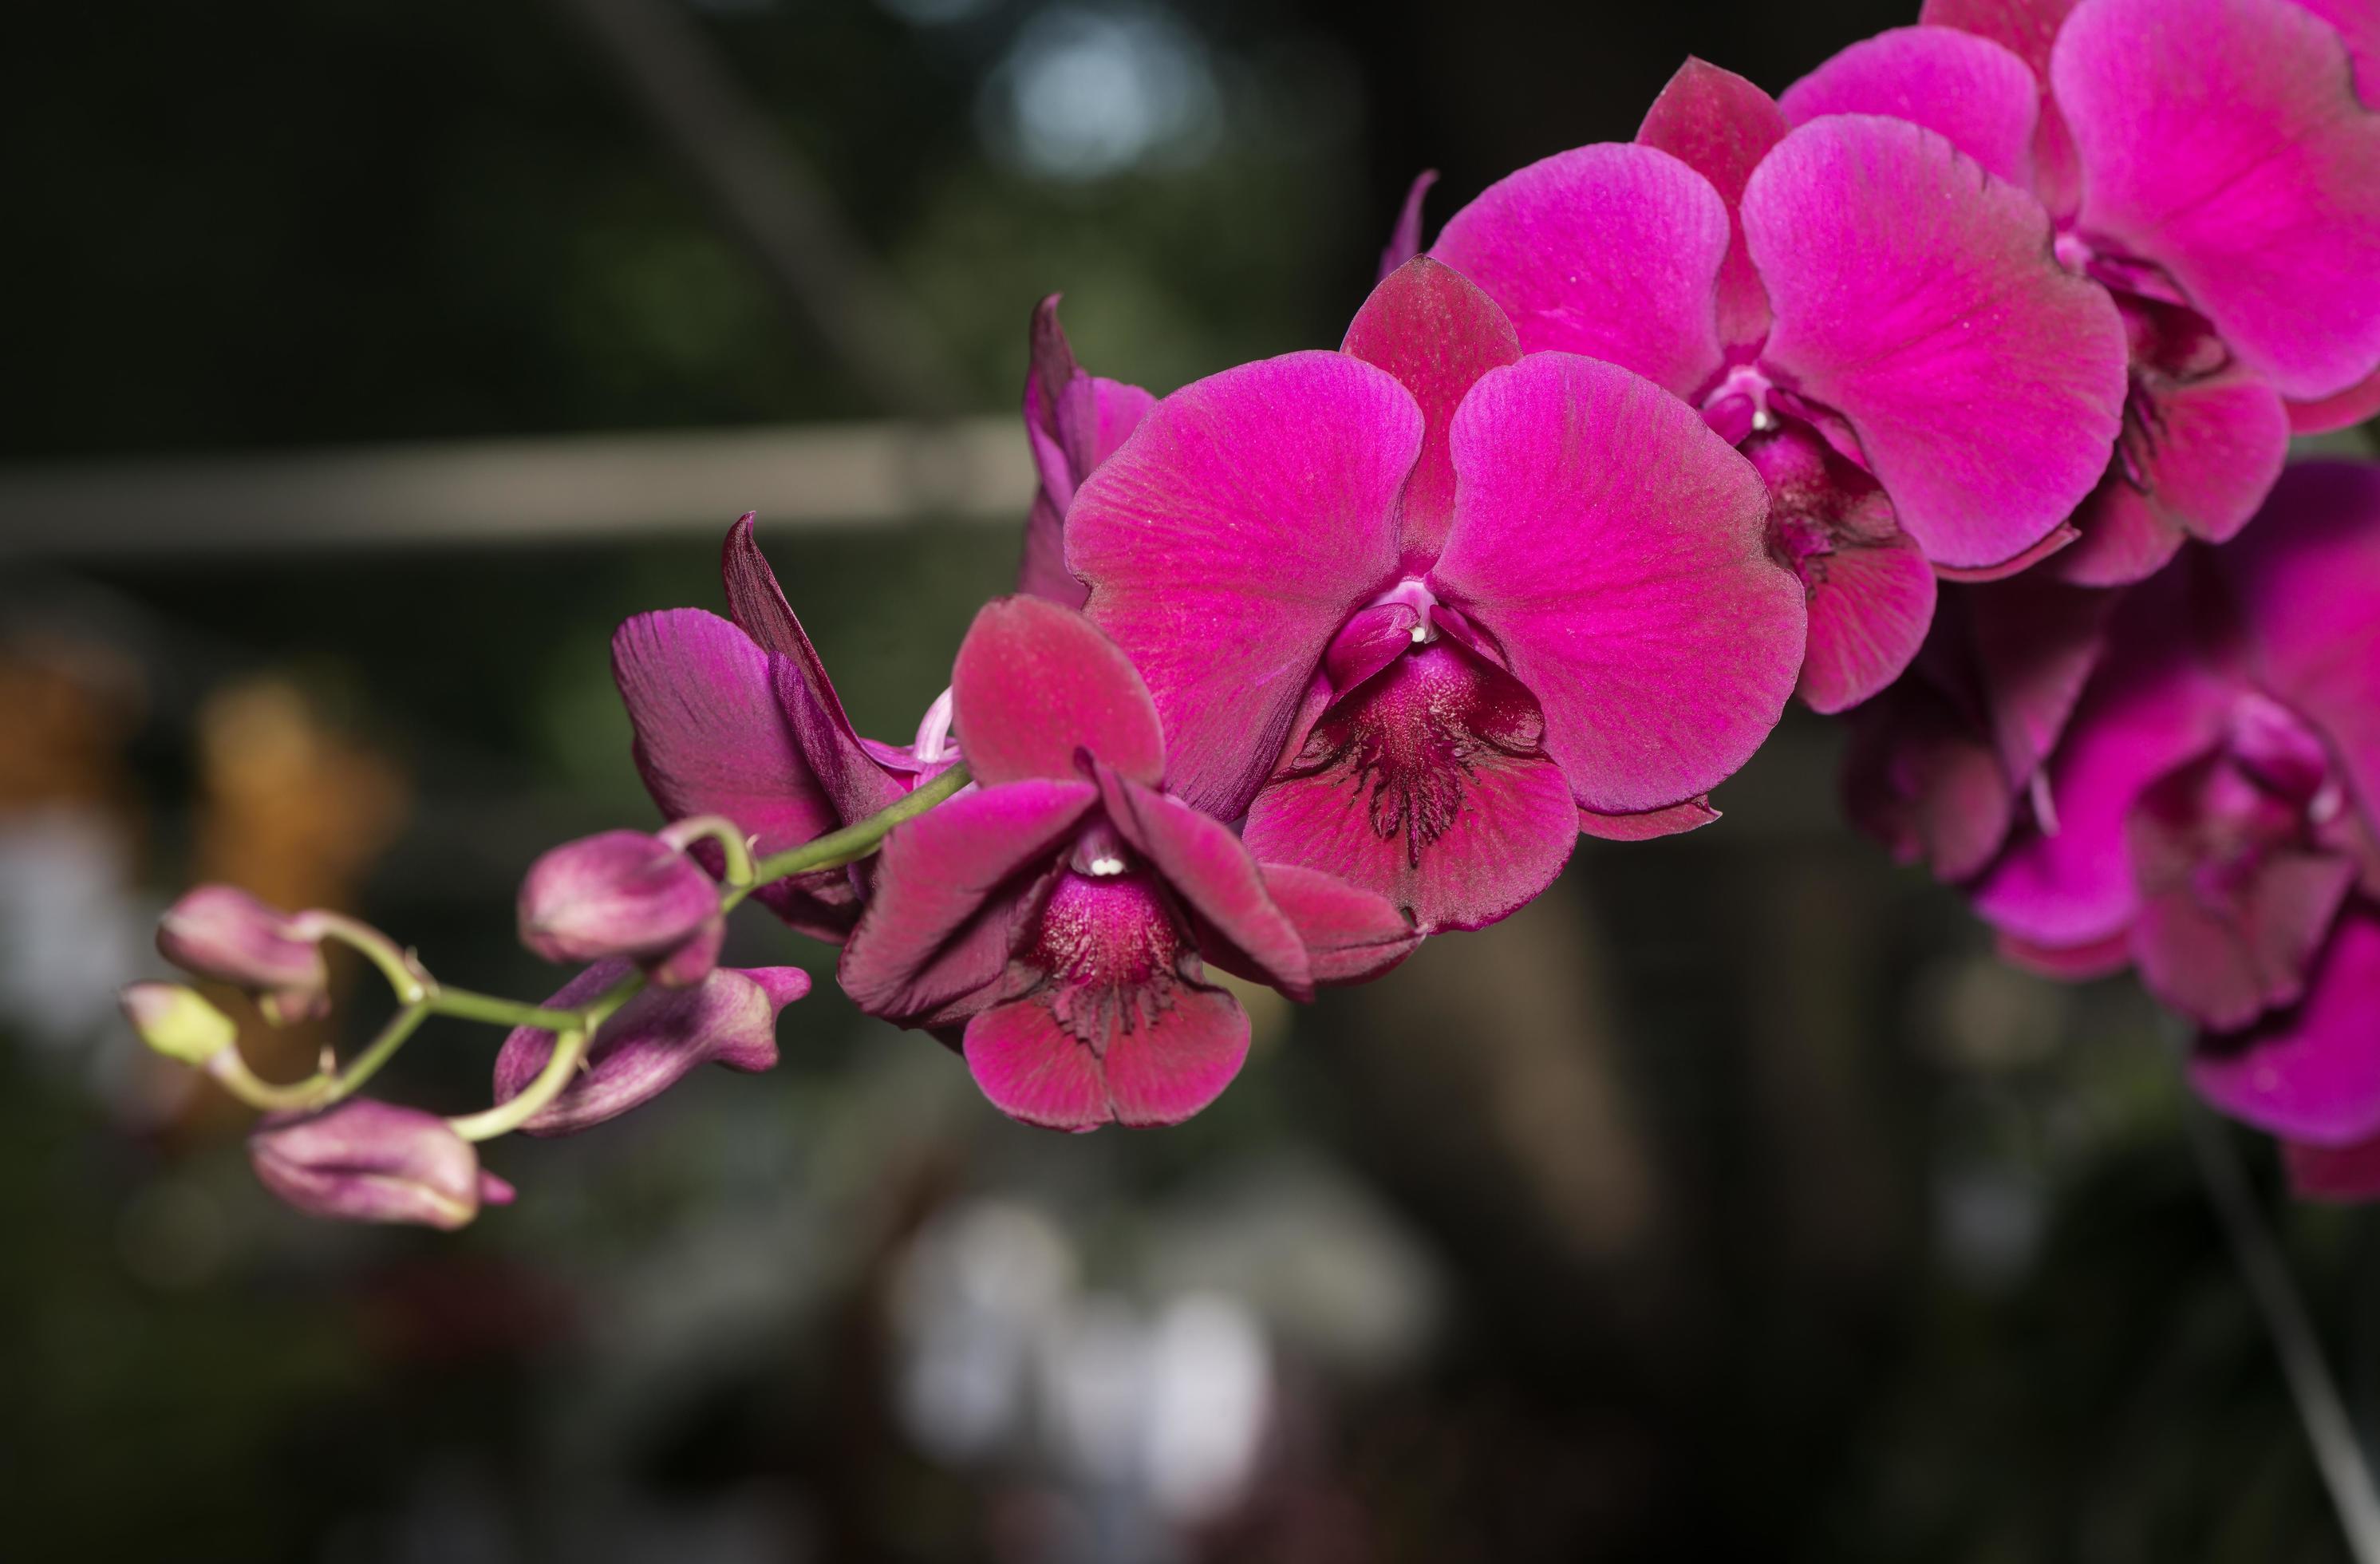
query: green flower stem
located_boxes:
[300,910,430,1005]
[738,761,970,901]
[426,989,585,1032]
[663,812,758,888]
[205,1049,337,1114]
[445,975,643,1141]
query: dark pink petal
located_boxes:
[964,977,1249,1132]
[1842,678,2017,881]
[1964,575,2117,788]
[1019,491,1079,610]
[2192,908,2380,1143]
[1743,115,2129,569]
[1099,978,1252,1128]
[1997,927,2133,979]
[249,1100,492,1230]
[1069,352,1418,820]
[2054,0,2380,401]
[2287,365,2380,434]
[1780,26,2040,188]
[2126,753,2358,1027]
[611,608,858,939]
[1578,797,1720,842]
[1247,863,1420,985]
[1429,353,1802,813]
[515,830,720,969]
[2284,1133,2380,1203]
[2226,461,2380,819]
[1088,762,1312,997]
[1241,642,1581,933]
[492,962,806,1137]
[156,884,330,1023]
[1635,58,1789,352]
[2291,0,2380,99]
[1019,297,1158,607]
[962,995,1108,1130]
[1341,257,1522,561]
[1431,142,1731,398]
[838,779,1096,1026]
[1921,0,2084,214]
[952,597,1166,788]
[721,515,865,753]
[1799,533,1938,714]
[1377,169,1439,280]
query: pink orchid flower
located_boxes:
[611,513,959,940]
[1064,257,1806,934]
[1016,295,1156,608]
[1962,463,2380,1150]
[1804,0,2380,584]
[839,596,1419,1131]
[1426,62,2129,713]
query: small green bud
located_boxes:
[121,982,239,1066]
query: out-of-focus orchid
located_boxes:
[840,597,1418,1131]
[250,1100,516,1230]
[1428,61,2129,713]
[516,827,725,988]
[1016,296,1155,608]
[491,959,807,1135]
[1802,0,2380,583]
[156,883,331,1024]
[1067,258,1805,932]
[1950,463,2380,1148]
[614,513,962,941]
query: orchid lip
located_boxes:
[1364,578,1441,646]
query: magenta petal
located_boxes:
[952,597,1166,788]
[1781,26,2040,188]
[1430,353,1802,814]
[492,962,805,1137]
[249,1100,492,1230]
[2192,908,2380,1143]
[1636,58,1789,352]
[2291,0,2380,99]
[1099,978,1250,1128]
[2284,1133,2380,1203]
[1019,491,1079,610]
[962,995,1109,1130]
[1578,797,1720,842]
[2227,461,2380,816]
[964,978,1249,1132]
[1069,352,1417,820]
[1019,297,1157,607]
[1247,863,1420,985]
[1997,927,2133,980]
[2061,379,2290,588]
[1378,169,1439,280]
[1921,0,2085,215]
[1964,575,2117,788]
[1241,644,1581,933]
[1743,115,2127,568]
[1341,257,1522,559]
[1431,142,1730,398]
[721,515,866,755]
[2287,365,2380,435]
[1799,531,1938,714]
[837,779,1096,1026]
[2054,0,2380,401]
[1090,763,1312,997]
[1842,678,2018,882]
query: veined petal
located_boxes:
[1800,533,1938,714]
[2287,365,2380,435]
[1579,796,1720,842]
[952,597,1166,787]
[1921,0,2085,214]
[1964,575,2118,788]
[2290,0,2380,101]
[1090,761,1312,998]
[838,779,1095,1026]
[1431,142,1731,398]
[2192,907,2380,1143]
[1241,642,1581,933]
[1069,352,1417,820]
[1781,26,2040,188]
[1636,58,1788,351]
[1743,115,2128,569]
[2053,0,2380,400]
[1378,169,1439,280]
[965,977,1249,1132]
[1342,257,1522,560]
[1842,676,2019,882]
[1430,353,1802,814]
[1020,297,1157,607]
[1246,863,1421,985]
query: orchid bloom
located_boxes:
[1425,63,2129,713]
[611,513,961,940]
[1959,463,2380,1153]
[1798,0,2380,584]
[839,596,1418,1131]
[1064,258,1805,933]
[1016,295,1155,608]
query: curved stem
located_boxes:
[445,971,644,1141]
[428,989,584,1032]
[742,760,969,895]
[300,910,430,1005]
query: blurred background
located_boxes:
[5,1,2379,1558]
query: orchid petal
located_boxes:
[1842,677,2018,882]
[952,596,1166,788]
[1069,352,1417,819]
[1430,352,1802,813]
[1578,797,1720,842]
[1019,298,1157,607]
[1636,58,1789,351]
[1431,142,1730,398]
[2192,907,2380,1143]
[1799,532,1938,714]
[1378,169,1439,280]
[2284,1132,2380,1203]
[1743,115,2128,569]
[1247,863,1421,985]
[1781,26,2040,188]
[2054,0,2380,401]
[1920,0,2084,212]
[964,977,1249,1132]
[2287,365,2380,435]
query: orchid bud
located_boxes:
[156,884,330,1024]
[120,981,238,1066]
[491,960,807,1135]
[516,829,723,986]
[248,1100,515,1230]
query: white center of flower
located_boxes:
[1086,854,1127,876]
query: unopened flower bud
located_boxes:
[517,830,723,986]
[120,981,238,1066]
[156,885,330,1023]
[491,960,808,1135]
[249,1100,515,1230]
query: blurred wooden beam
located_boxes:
[0,417,1031,558]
